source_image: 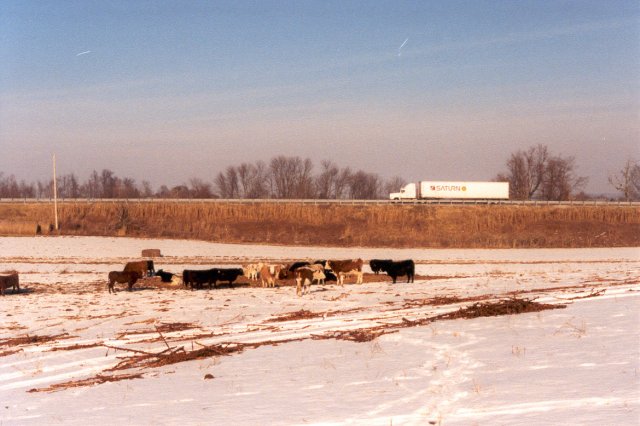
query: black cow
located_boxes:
[369,259,393,275]
[283,261,311,279]
[155,269,174,283]
[380,260,415,284]
[215,268,243,287]
[182,269,219,290]
[288,261,311,272]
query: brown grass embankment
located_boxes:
[0,202,638,248]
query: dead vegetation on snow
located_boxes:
[17,295,570,393]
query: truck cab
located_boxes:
[389,183,417,200]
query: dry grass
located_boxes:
[267,309,324,322]
[435,298,566,319]
[0,202,638,248]
[27,373,144,393]
[0,333,73,348]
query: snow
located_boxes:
[0,237,638,425]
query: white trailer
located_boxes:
[390,181,509,200]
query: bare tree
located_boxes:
[19,180,36,198]
[316,160,353,199]
[5,175,17,197]
[499,144,549,200]
[334,167,352,199]
[609,159,640,201]
[348,170,384,199]
[237,163,254,198]
[316,160,336,199]
[118,177,140,198]
[236,162,269,198]
[100,169,117,198]
[36,180,48,198]
[169,185,190,198]
[189,178,213,198]
[269,156,314,199]
[296,157,315,198]
[540,155,587,201]
[141,180,154,198]
[156,185,171,198]
[248,161,269,198]
[83,170,101,198]
[215,166,240,198]
[59,173,80,198]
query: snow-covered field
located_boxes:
[0,237,638,425]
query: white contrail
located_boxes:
[76,51,91,56]
[398,38,409,56]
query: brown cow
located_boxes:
[108,271,141,293]
[259,264,282,288]
[0,273,19,295]
[124,260,155,277]
[294,266,325,296]
[326,259,364,286]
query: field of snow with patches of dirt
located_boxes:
[0,236,638,425]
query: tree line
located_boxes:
[0,150,637,200]
[0,156,406,200]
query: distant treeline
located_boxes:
[0,156,406,200]
[2,149,637,201]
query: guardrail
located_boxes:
[0,198,638,207]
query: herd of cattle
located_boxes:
[0,258,415,297]
[107,258,416,297]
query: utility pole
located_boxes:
[53,154,58,231]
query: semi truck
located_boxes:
[389,181,509,200]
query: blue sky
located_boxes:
[1,0,638,194]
